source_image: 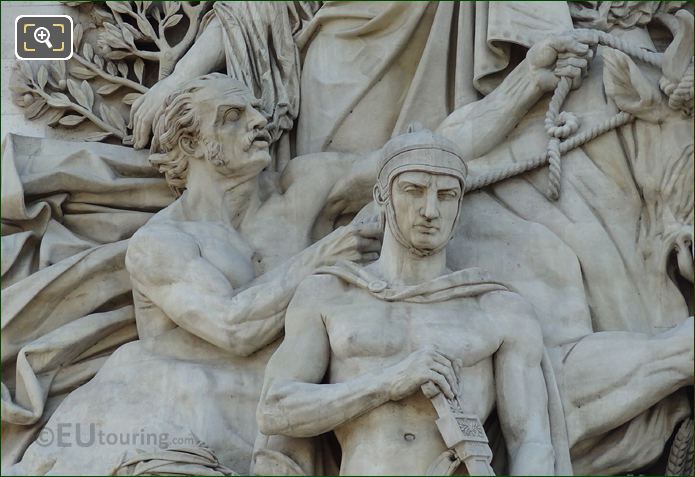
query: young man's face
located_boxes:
[390,171,462,253]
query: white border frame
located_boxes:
[15,14,74,61]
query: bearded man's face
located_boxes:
[194,82,271,178]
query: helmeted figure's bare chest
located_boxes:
[325,294,502,367]
[324,290,502,441]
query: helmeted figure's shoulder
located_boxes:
[478,289,534,315]
[294,272,352,302]
[478,289,542,342]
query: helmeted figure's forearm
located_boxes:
[258,370,392,438]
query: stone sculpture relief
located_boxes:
[2,1,693,476]
[257,128,568,476]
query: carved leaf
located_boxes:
[24,98,48,119]
[51,60,67,82]
[67,79,91,109]
[100,103,127,134]
[69,64,97,80]
[163,14,183,29]
[82,43,94,62]
[106,61,117,76]
[46,68,59,89]
[47,92,72,108]
[122,92,142,105]
[101,31,128,50]
[106,1,131,14]
[9,83,32,95]
[117,61,128,77]
[83,131,113,142]
[164,1,180,16]
[17,61,34,83]
[121,26,136,48]
[123,23,144,41]
[135,15,156,38]
[104,21,121,34]
[105,50,130,60]
[94,55,104,69]
[93,6,114,24]
[58,114,86,126]
[73,23,83,49]
[37,66,48,89]
[81,80,94,108]
[45,109,65,126]
[97,83,121,95]
[134,58,144,83]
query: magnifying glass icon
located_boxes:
[33,27,53,49]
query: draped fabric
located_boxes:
[203,1,574,157]
[203,2,321,170]
[208,2,314,140]
[11,329,279,475]
[317,260,508,302]
[294,1,573,155]
[1,134,173,467]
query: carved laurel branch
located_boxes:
[12,57,134,142]
[99,1,209,80]
[11,1,209,143]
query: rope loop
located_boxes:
[465,29,689,197]
[659,60,694,116]
[547,111,581,139]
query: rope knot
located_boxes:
[545,111,581,139]
[659,59,694,117]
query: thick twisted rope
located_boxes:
[589,29,663,68]
[544,78,578,200]
[659,60,694,116]
[465,111,633,193]
[466,30,669,197]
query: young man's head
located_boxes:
[150,73,271,195]
[374,127,467,256]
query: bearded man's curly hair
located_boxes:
[150,73,248,196]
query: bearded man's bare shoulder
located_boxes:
[125,221,202,283]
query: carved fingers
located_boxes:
[527,32,597,92]
[317,221,384,266]
[130,80,175,149]
[556,54,590,89]
[386,347,459,401]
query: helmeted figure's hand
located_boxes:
[527,30,598,92]
[385,346,459,401]
[129,78,177,149]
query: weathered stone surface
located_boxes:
[2,2,693,475]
